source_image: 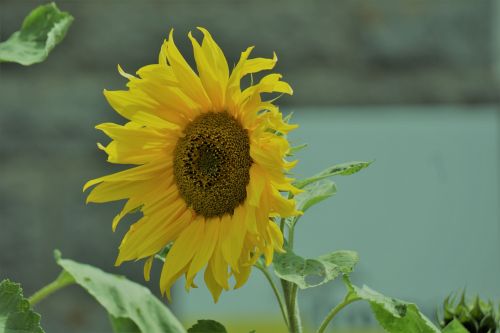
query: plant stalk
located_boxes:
[285,282,302,333]
[256,264,289,328]
[316,293,360,333]
[28,270,75,306]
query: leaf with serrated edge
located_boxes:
[0,279,45,333]
[0,2,73,65]
[294,161,372,189]
[187,320,227,333]
[442,319,470,333]
[54,251,186,333]
[344,278,440,333]
[295,179,336,213]
[273,249,358,289]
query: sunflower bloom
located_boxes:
[84,28,301,301]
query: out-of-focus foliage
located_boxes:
[0,2,73,65]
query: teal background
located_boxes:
[1,1,499,332]
[180,106,500,329]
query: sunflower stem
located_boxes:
[316,292,360,333]
[285,282,302,333]
[256,264,289,328]
[28,270,75,306]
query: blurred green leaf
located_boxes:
[109,315,141,333]
[273,249,358,289]
[187,320,227,333]
[294,161,372,189]
[295,179,336,213]
[442,319,470,333]
[344,277,440,333]
[54,250,186,333]
[0,279,44,333]
[0,2,73,65]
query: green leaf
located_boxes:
[344,277,440,333]
[442,319,470,333]
[294,161,372,189]
[109,315,141,333]
[54,251,186,333]
[0,2,73,65]
[0,279,45,333]
[187,320,227,333]
[273,249,358,289]
[294,179,336,213]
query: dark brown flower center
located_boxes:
[173,112,252,217]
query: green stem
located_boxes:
[256,264,289,328]
[28,270,75,306]
[286,282,302,333]
[288,223,296,248]
[316,293,360,333]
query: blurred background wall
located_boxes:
[0,1,499,332]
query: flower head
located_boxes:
[84,28,300,301]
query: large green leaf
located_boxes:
[54,251,186,333]
[0,2,73,65]
[344,277,440,333]
[294,179,336,213]
[294,161,372,189]
[441,319,469,333]
[273,249,358,289]
[187,320,227,333]
[0,279,44,333]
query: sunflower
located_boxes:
[84,28,301,301]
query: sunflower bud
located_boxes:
[438,292,499,333]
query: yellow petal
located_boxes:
[116,199,188,264]
[268,222,285,253]
[143,255,155,281]
[270,186,301,218]
[185,218,219,289]
[210,235,230,290]
[159,217,204,297]
[220,206,247,272]
[103,90,179,130]
[188,30,227,110]
[233,264,251,289]
[247,164,266,206]
[226,46,254,111]
[83,159,168,192]
[165,30,211,110]
[204,262,223,302]
[241,52,277,77]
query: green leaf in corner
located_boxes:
[273,249,358,289]
[0,2,73,65]
[441,319,469,333]
[54,251,186,333]
[187,320,227,333]
[294,161,372,189]
[295,179,336,213]
[0,279,45,333]
[343,277,440,333]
